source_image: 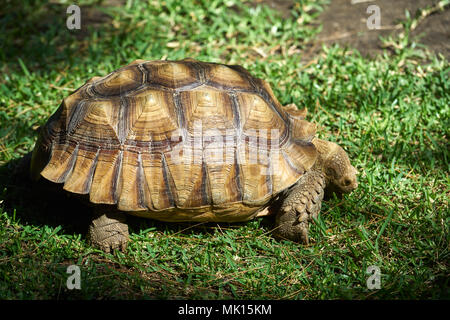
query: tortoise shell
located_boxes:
[31,59,318,222]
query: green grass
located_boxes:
[0,0,448,299]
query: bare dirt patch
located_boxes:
[256,0,449,60]
[314,0,449,59]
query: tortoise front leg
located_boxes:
[87,208,129,253]
[273,171,325,244]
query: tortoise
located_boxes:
[30,58,358,252]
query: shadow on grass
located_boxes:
[0,153,92,235]
[2,251,233,299]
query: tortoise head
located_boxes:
[311,138,358,195]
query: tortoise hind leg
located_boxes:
[87,208,129,253]
[273,171,325,244]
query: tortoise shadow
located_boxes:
[0,153,92,235]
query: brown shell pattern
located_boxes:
[32,59,317,222]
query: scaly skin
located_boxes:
[273,171,325,243]
[87,209,129,253]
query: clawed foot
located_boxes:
[273,171,325,244]
[273,202,321,244]
[87,211,129,253]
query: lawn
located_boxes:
[0,0,448,299]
